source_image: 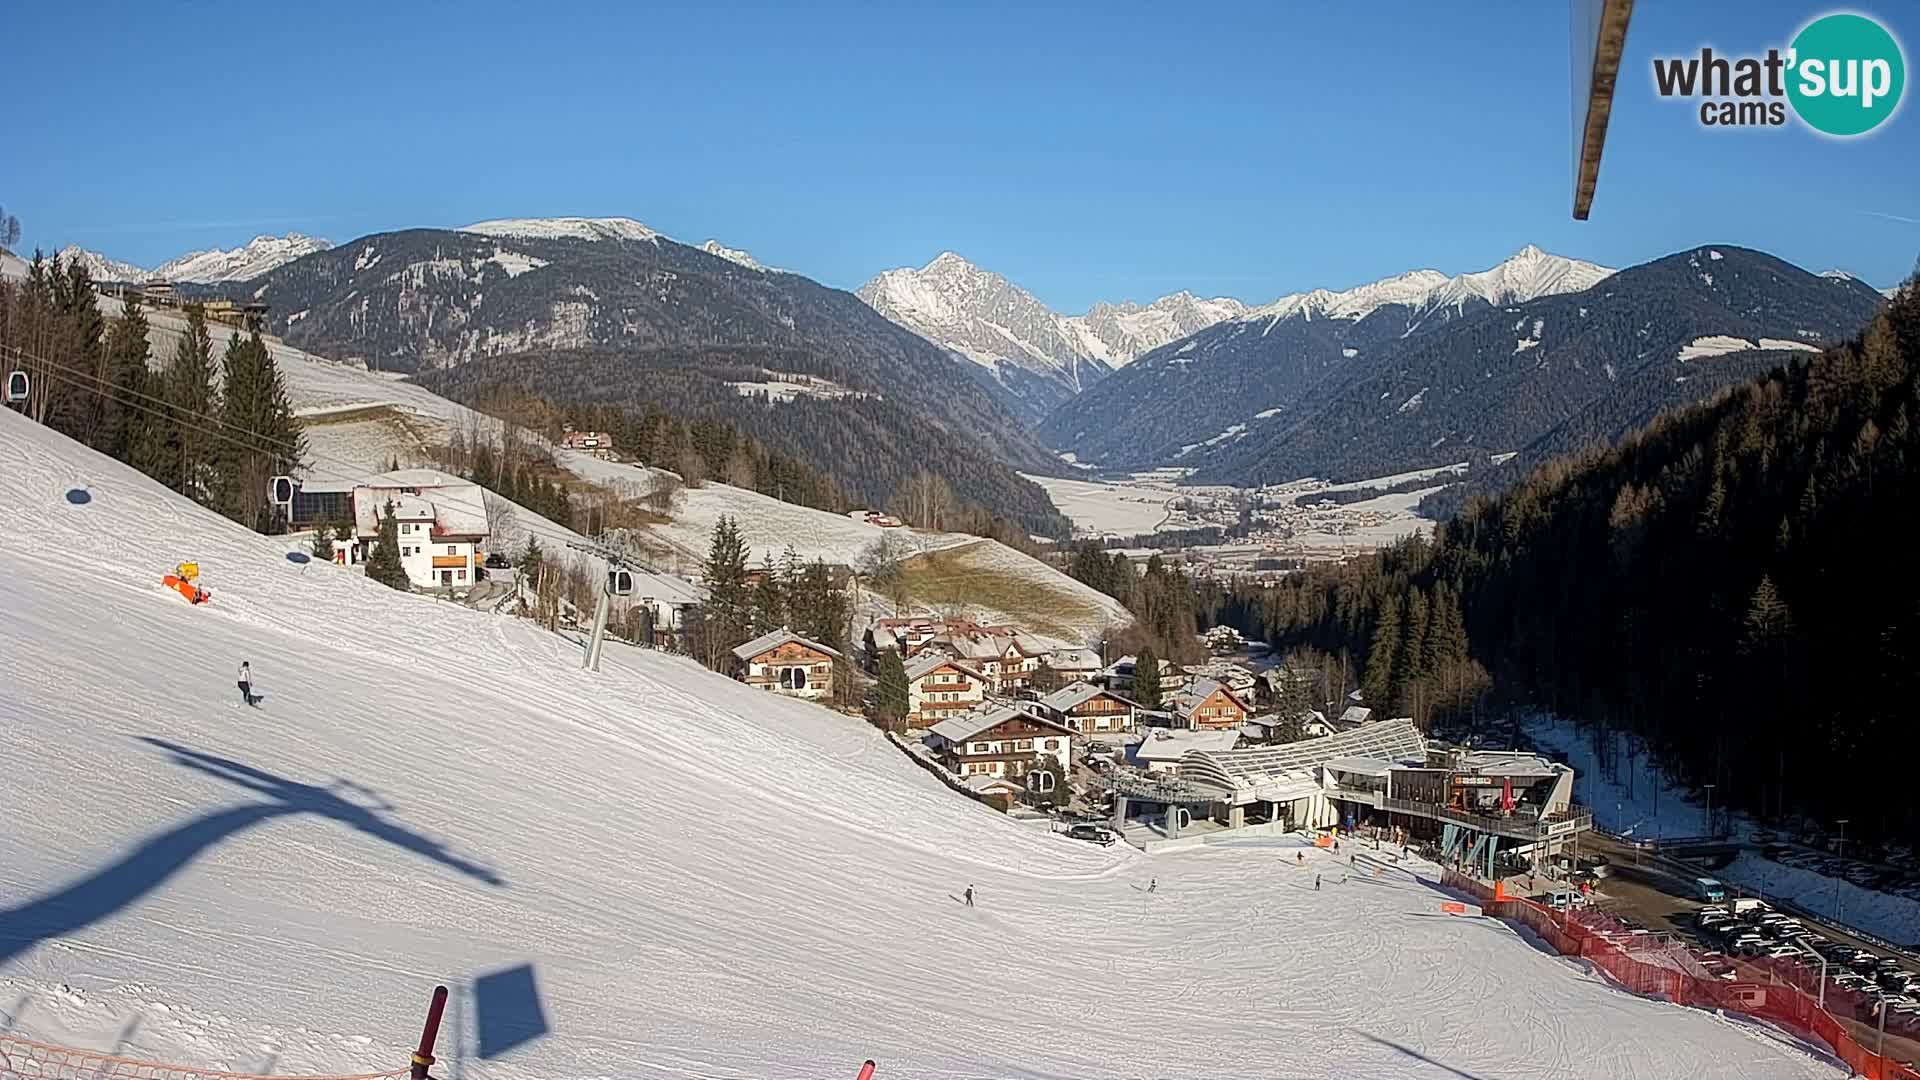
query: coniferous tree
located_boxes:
[872,646,910,731]
[1133,645,1162,710]
[102,295,152,461]
[750,556,787,635]
[364,501,412,591]
[163,305,219,503]
[1362,596,1402,708]
[311,524,336,561]
[216,331,303,533]
[702,515,753,664]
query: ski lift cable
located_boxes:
[22,353,652,567]
[4,342,306,456]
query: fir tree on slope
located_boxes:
[364,501,412,591]
[1132,645,1162,710]
[217,330,304,533]
[750,555,787,636]
[871,646,910,732]
[163,305,220,504]
[701,515,752,669]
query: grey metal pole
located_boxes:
[584,582,612,672]
[1818,953,1827,1010]
[1879,998,1888,1060]
[1704,784,1715,839]
[1835,819,1849,920]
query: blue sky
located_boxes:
[4,1,1915,310]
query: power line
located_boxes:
[9,343,662,569]
[2,342,304,457]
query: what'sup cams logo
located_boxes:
[1653,11,1906,136]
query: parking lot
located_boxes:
[1577,833,1920,1068]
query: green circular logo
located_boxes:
[1787,13,1906,136]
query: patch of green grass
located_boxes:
[898,542,1105,640]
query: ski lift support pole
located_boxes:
[569,539,631,673]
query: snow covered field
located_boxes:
[1019,473,1173,536]
[0,409,1844,1079]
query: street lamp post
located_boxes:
[1836,819,1849,921]
[1704,783,1716,839]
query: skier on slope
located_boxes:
[963,885,974,907]
[1314,874,1321,891]
[1147,878,1157,894]
[238,661,255,707]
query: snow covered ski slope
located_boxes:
[0,409,1844,1079]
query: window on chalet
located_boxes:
[1016,739,1032,751]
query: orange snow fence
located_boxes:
[0,1034,406,1080]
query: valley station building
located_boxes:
[1109,718,1593,867]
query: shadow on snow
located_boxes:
[0,737,503,968]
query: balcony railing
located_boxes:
[1376,796,1594,841]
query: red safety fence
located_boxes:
[0,1034,409,1080]
[1443,869,1920,1080]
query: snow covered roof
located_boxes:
[351,470,490,539]
[1039,681,1136,713]
[1168,678,1250,724]
[904,651,987,683]
[1049,647,1101,671]
[732,628,844,663]
[627,569,705,608]
[1324,756,1395,777]
[1180,718,1427,798]
[1132,728,1241,764]
[927,704,1071,744]
[1339,706,1374,727]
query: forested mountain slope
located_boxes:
[220,224,1068,533]
[1247,277,1920,839]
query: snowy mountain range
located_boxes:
[458,217,779,274]
[1046,245,1886,487]
[54,234,332,284]
[856,252,1246,423]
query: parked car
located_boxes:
[1064,823,1117,847]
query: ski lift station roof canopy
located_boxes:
[1179,718,1428,806]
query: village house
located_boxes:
[905,652,993,728]
[925,705,1075,783]
[1044,647,1103,685]
[342,469,491,591]
[1037,681,1140,737]
[1100,654,1186,696]
[559,426,615,459]
[732,628,843,699]
[623,569,707,650]
[1166,677,1254,731]
[905,621,1052,694]
[1181,660,1258,700]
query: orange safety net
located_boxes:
[0,1034,408,1080]
[1444,868,1920,1080]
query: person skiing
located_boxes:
[1296,851,1304,865]
[1147,878,1157,894]
[963,885,974,907]
[237,661,254,707]
[1314,874,1321,891]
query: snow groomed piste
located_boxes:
[0,403,1849,1078]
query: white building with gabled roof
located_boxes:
[904,652,992,728]
[348,469,490,591]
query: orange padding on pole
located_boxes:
[1,1033,410,1080]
